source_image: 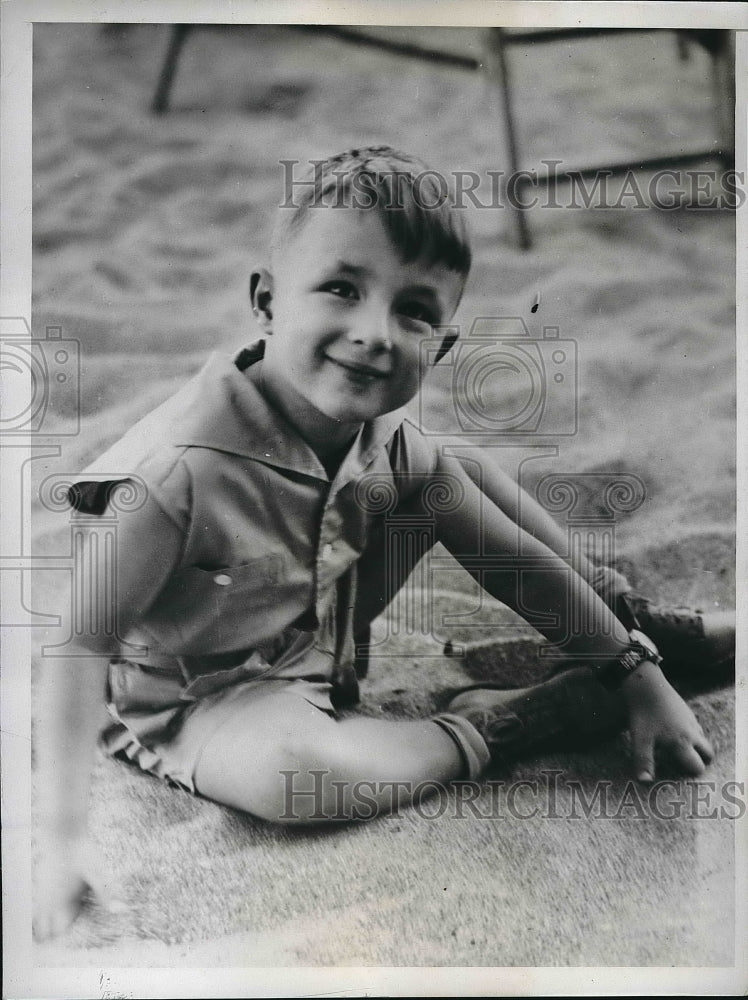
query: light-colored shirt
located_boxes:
[72,342,440,694]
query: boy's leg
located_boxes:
[189,682,488,823]
[452,447,627,592]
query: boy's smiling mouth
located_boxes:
[325,355,392,380]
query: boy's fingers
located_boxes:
[33,872,93,943]
[33,901,79,942]
[86,868,128,914]
[50,904,78,940]
[631,732,656,783]
[675,741,709,776]
[94,886,129,915]
[694,734,714,765]
[34,920,54,943]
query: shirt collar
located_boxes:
[172,342,404,482]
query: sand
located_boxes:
[27,23,736,974]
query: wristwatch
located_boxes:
[599,629,663,690]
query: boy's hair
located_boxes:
[273,146,472,279]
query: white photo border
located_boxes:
[2,2,746,997]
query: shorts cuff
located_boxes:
[432,713,491,780]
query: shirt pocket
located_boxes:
[144,552,289,652]
[191,554,285,600]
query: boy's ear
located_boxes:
[249,267,274,332]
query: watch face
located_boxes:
[629,629,661,662]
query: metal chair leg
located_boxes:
[151,24,192,114]
[485,28,532,251]
[708,31,735,168]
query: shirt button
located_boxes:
[213,573,232,586]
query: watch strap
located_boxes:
[598,630,662,690]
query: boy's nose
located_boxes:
[347,307,392,351]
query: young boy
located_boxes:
[35,146,724,941]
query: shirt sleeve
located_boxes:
[69,444,193,529]
[67,470,190,648]
[386,416,440,503]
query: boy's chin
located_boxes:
[316,402,396,425]
[309,390,406,426]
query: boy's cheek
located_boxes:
[396,366,430,409]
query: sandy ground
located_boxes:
[28,24,736,972]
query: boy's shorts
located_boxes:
[102,657,336,794]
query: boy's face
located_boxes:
[252,208,465,434]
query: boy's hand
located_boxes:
[620,659,714,782]
[34,830,124,941]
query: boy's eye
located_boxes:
[321,280,358,300]
[399,301,435,325]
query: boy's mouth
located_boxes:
[325,355,392,380]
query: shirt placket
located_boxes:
[315,494,345,647]
[308,426,399,687]
[315,483,362,698]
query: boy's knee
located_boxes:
[193,693,368,823]
[267,765,344,824]
[235,726,359,824]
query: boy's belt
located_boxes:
[110,630,338,712]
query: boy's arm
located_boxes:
[426,452,630,660]
[447,440,624,592]
[426,453,713,780]
[34,492,184,940]
[35,648,114,940]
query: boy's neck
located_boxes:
[316,439,357,480]
[246,363,361,477]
